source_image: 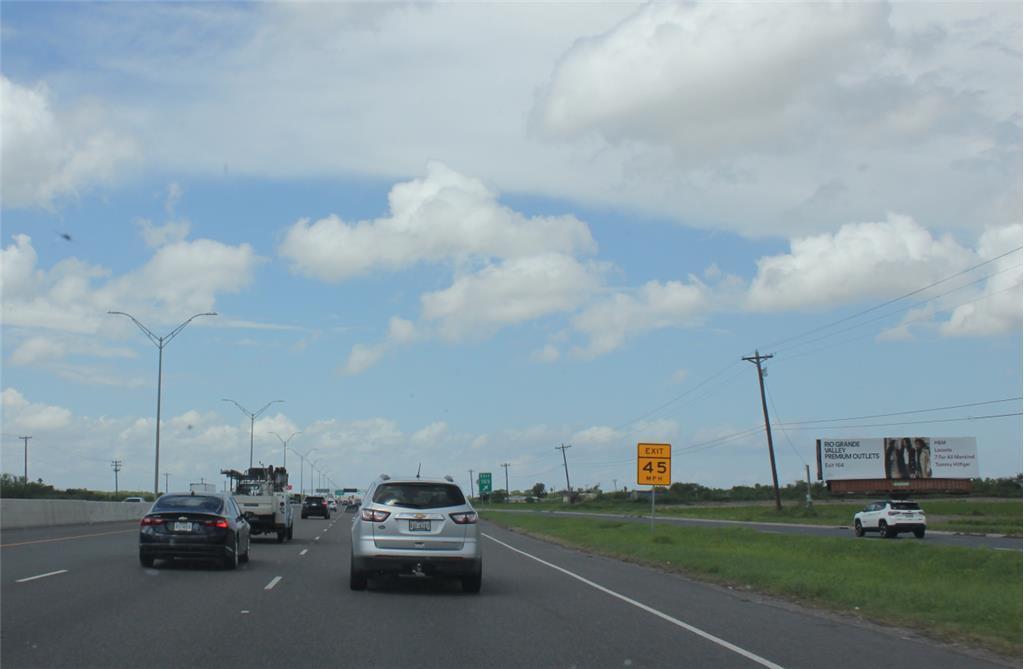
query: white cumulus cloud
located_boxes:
[279,162,596,282]
[0,76,139,209]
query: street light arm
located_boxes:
[108,311,161,347]
[164,312,217,344]
[222,398,253,417]
[253,400,285,419]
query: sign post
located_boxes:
[637,443,671,532]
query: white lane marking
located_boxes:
[16,569,69,583]
[484,533,785,669]
[994,547,1018,552]
[315,536,321,541]
[299,549,309,556]
[264,576,283,590]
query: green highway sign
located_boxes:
[478,472,492,494]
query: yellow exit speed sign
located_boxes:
[637,443,671,486]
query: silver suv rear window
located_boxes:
[373,483,466,509]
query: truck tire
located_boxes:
[287,525,293,541]
[350,553,367,591]
[277,530,286,543]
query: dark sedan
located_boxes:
[139,492,251,569]
[301,495,330,519]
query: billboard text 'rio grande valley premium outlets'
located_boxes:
[816,437,979,494]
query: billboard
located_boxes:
[817,437,978,481]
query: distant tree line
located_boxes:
[484,476,1022,503]
[0,473,156,502]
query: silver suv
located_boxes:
[350,475,482,592]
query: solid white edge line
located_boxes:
[264,576,283,590]
[16,569,69,583]
[483,533,785,669]
[299,549,309,556]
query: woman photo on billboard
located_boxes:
[914,437,932,479]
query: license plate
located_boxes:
[409,520,430,532]
[174,522,193,532]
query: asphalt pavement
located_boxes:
[1,512,1017,669]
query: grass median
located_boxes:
[479,498,1022,535]
[482,512,1023,656]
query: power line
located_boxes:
[775,281,1023,364]
[775,397,1022,427]
[763,245,1022,351]
[775,270,1022,357]
[613,359,743,430]
[779,412,1021,431]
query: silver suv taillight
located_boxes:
[361,509,391,522]
[449,511,477,525]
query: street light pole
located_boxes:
[292,448,317,496]
[108,311,217,497]
[222,399,284,469]
[270,432,302,470]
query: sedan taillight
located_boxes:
[360,509,390,522]
[140,516,165,526]
[204,519,230,529]
[449,511,478,525]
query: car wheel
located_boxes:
[461,569,482,594]
[139,550,154,568]
[287,525,294,540]
[854,520,864,537]
[240,540,250,563]
[277,530,286,543]
[224,537,239,570]
[878,520,891,538]
[914,528,926,539]
[349,554,367,591]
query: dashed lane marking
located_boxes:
[300,549,308,556]
[16,569,69,583]
[264,576,282,590]
[484,533,785,669]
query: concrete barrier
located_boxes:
[0,499,151,529]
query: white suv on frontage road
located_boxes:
[350,475,482,592]
[854,500,927,539]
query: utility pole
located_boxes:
[805,464,813,509]
[501,462,510,496]
[468,470,475,499]
[555,443,572,502]
[111,460,122,495]
[19,436,31,482]
[743,350,782,511]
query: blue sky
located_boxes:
[1,2,1021,496]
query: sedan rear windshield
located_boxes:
[891,502,921,510]
[373,483,466,509]
[153,495,223,513]
[305,497,324,504]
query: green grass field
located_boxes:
[483,512,1023,656]
[478,498,1022,535]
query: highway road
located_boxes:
[1,512,1015,669]
[487,509,1024,552]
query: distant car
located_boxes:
[139,492,250,569]
[854,500,927,538]
[122,496,144,503]
[328,499,338,511]
[350,474,482,592]
[302,495,330,519]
